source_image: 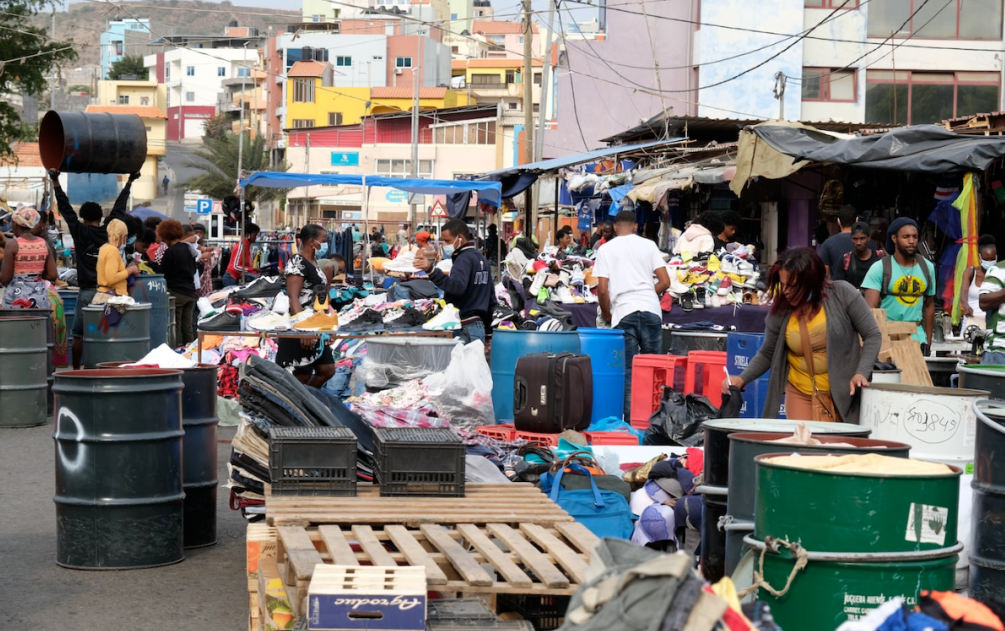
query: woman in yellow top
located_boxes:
[723,247,882,422]
[94,219,140,303]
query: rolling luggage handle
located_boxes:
[514,376,529,415]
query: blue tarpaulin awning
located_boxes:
[240,171,503,206]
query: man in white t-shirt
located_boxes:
[594,209,671,419]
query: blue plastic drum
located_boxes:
[578,328,626,424]
[130,274,169,348]
[490,329,580,422]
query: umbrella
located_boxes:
[129,207,169,222]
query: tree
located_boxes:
[182,131,289,203]
[203,113,231,142]
[66,84,91,95]
[108,55,148,81]
[0,0,76,158]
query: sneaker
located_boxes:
[423,305,461,331]
[707,255,721,272]
[247,312,289,332]
[197,297,215,317]
[234,276,283,299]
[556,285,576,304]
[386,307,428,331]
[271,292,290,315]
[571,266,585,287]
[711,294,722,308]
[198,310,241,332]
[717,276,733,296]
[693,287,706,309]
[681,292,693,312]
[339,309,385,333]
[529,269,547,295]
[293,311,340,332]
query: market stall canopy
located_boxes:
[478,137,687,198]
[240,171,503,205]
[731,123,1005,195]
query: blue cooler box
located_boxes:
[727,332,765,376]
[738,377,786,419]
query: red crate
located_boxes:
[630,355,688,430]
[476,424,517,441]
[684,351,727,408]
[513,431,562,447]
[585,431,640,446]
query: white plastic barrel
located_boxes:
[859,383,987,471]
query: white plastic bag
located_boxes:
[423,340,495,430]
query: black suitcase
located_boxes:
[513,352,593,433]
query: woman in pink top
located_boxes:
[1,207,58,309]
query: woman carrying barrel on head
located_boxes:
[722,247,882,422]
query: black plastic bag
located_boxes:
[717,385,744,418]
[643,386,717,447]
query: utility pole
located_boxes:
[534,0,555,163]
[408,30,421,234]
[304,131,311,227]
[774,71,787,121]
[49,12,56,110]
[522,0,535,240]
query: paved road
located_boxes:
[2,422,248,630]
[162,142,209,222]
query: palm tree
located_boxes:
[182,132,289,203]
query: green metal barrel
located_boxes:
[751,453,961,630]
[0,307,55,415]
[81,303,151,368]
[0,316,49,427]
[959,364,1005,400]
[52,368,185,569]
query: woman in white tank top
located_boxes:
[959,235,998,330]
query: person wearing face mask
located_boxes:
[275,224,335,386]
[957,235,996,331]
[723,247,881,422]
[413,218,496,344]
[158,219,198,346]
[93,218,140,306]
[191,224,221,298]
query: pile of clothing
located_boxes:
[836,590,1005,631]
[666,245,766,312]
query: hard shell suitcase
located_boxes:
[513,352,593,433]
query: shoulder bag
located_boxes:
[798,314,839,422]
[547,462,635,540]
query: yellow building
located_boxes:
[96,79,167,111]
[84,104,167,201]
[451,58,542,110]
[285,61,476,129]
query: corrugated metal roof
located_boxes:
[371,87,448,99]
[86,104,168,119]
[601,114,896,144]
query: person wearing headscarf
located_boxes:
[1,206,58,309]
[92,218,140,305]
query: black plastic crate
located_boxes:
[496,595,571,631]
[427,598,497,623]
[268,426,358,496]
[373,427,465,497]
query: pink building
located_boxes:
[471,21,539,60]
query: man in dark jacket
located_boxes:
[50,169,139,368]
[414,218,496,344]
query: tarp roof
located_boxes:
[479,138,687,179]
[240,171,502,205]
[750,123,1005,173]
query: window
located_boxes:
[140,96,150,105]
[145,126,152,132]
[487,35,505,48]
[471,73,501,85]
[451,46,459,54]
[518,36,525,44]
[867,0,1002,40]
[118,95,130,105]
[508,101,519,110]
[238,67,251,77]
[805,0,859,7]
[186,92,195,102]
[533,72,542,86]
[293,79,316,103]
[113,41,124,55]
[165,67,170,81]
[433,120,496,144]
[376,159,433,177]
[533,103,540,113]
[336,56,352,67]
[505,69,515,84]
[865,70,1000,124]
[395,57,412,68]
[328,112,343,126]
[311,14,324,22]
[186,66,195,76]
[218,67,226,77]
[292,119,315,129]
[801,68,857,102]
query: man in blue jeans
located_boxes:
[594,210,671,419]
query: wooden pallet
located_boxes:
[265,483,575,527]
[274,521,601,618]
[872,309,933,386]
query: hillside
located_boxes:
[36,0,300,68]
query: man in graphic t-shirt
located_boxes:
[862,217,936,351]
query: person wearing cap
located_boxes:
[831,221,882,291]
[863,217,936,351]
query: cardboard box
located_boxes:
[258,557,297,631]
[308,565,427,631]
[248,523,278,585]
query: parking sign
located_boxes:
[196,199,212,215]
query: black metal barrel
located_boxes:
[0,308,55,416]
[52,368,184,569]
[39,111,147,174]
[82,303,151,368]
[971,400,1005,602]
[0,316,48,427]
[959,365,1005,400]
[98,361,219,548]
